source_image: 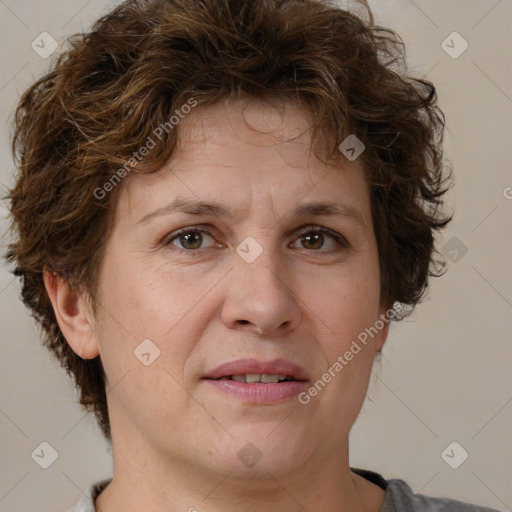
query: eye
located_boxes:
[163,224,348,255]
[291,225,349,252]
[165,226,219,252]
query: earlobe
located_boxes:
[43,270,100,359]
[375,322,389,353]
[375,308,391,353]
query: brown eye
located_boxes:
[166,227,217,252]
[176,231,203,250]
[292,226,348,252]
[300,232,325,250]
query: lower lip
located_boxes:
[204,379,309,403]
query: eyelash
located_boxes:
[163,224,349,255]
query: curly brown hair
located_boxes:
[4,0,452,441]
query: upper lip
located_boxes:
[203,358,308,381]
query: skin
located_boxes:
[44,98,390,512]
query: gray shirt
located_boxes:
[67,468,502,511]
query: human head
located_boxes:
[5,0,452,442]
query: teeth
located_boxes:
[230,374,289,383]
[261,374,280,383]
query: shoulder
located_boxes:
[383,477,503,512]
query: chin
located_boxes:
[212,423,315,480]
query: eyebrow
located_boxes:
[135,197,367,228]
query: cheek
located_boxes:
[92,263,196,422]
[93,254,209,377]
[302,258,381,398]
[310,266,381,337]
[96,253,177,337]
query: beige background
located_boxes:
[0,0,511,510]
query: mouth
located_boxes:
[202,358,309,403]
[212,374,300,383]
[202,358,308,382]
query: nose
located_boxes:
[220,243,301,336]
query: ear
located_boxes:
[43,270,100,359]
[374,304,391,353]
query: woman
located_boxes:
[5,0,501,510]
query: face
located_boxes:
[89,99,388,480]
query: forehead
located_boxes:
[177,98,314,149]
[117,99,371,228]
